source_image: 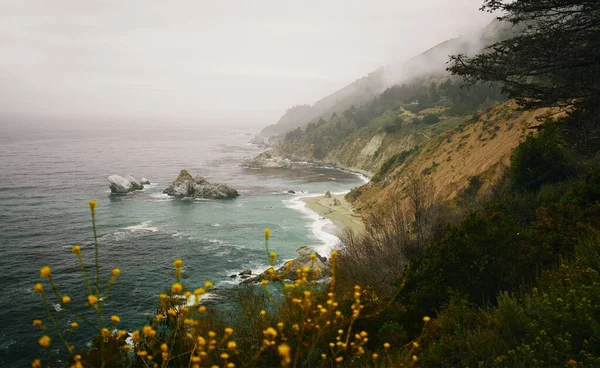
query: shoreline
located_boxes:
[301,192,365,238]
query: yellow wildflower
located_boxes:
[227,341,237,351]
[72,245,81,255]
[112,268,120,276]
[62,295,71,304]
[173,259,183,268]
[413,341,419,348]
[423,316,431,323]
[117,330,127,338]
[32,319,42,327]
[264,228,270,240]
[88,200,98,214]
[383,342,390,349]
[87,295,98,305]
[194,288,205,296]
[225,327,234,335]
[412,355,419,362]
[220,353,230,360]
[40,266,51,278]
[335,356,343,363]
[226,363,235,368]
[122,345,131,352]
[263,327,277,339]
[33,283,43,293]
[197,336,206,346]
[31,358,41,368]
[38,335,51,348]
[101,328,110,337]
[260,310,266,317]
[372,353,379,360]
[270,252,276,265]
[198,305,207,313]
[278,343,291,366]
[70,322,78,329]
[204,281,213,289]
[171,282,182,293]
[161,343,168,352]
[111,315,120,323]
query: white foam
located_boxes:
[185,292,218,307]
[211,223,221,227]
[123,221,159,233]
[149,192,172,201]
[283,193,340,255]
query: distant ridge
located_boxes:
[261,19,512,137]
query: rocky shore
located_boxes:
[240,246,329,284]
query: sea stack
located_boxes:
[163,169,239,199]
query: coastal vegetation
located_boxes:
[29,0,600,366]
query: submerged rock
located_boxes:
[163,169,239,199]
[241,151,293,169]
[241,246,329,284]
[108,174,145,194]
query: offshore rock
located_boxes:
[108,174,144,194]
[241,246,329,284]
[125,175,143,190]
[163,169,239,199]
[140,178,150,185]
[241,151,293,169]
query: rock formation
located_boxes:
[241,246,329,284]
[140,178,150,185]
[108,175,145,194]
[324,191,332,198]
[241,151,293,169]
[163,170,239,199]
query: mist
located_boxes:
[0,0,496,130]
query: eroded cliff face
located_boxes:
[274,101,561,212]
[353,101,561,210]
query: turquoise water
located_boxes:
[0,125,365,366]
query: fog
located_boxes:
[0,0,495,130]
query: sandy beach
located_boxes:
[302,192,365,236]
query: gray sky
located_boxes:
[0,0,495,127]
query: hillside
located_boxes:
[260,19,515,137]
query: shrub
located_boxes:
[510,128,577,192]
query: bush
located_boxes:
[421,114,440,125]
[510,128,577,192]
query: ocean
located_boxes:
[0,124,365,366]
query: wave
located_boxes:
[282,194,340,255]
[123,221,159,233]
[148,192,172,201]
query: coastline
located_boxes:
[301,192,365,237]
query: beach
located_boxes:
[302,192,365,236]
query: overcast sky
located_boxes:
[0,0,495,128]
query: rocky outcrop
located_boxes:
[108,175,145,194]
[241,151,293,169]
[241,246,329,284]
[249,135,271,148]
[163,170,239,199]
[140,178,150,185]
[324,191,332,198]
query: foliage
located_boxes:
[371,149,414,183]
[449,0,600,113]
[510,128,577,192]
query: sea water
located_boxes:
[0,124,365,366]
